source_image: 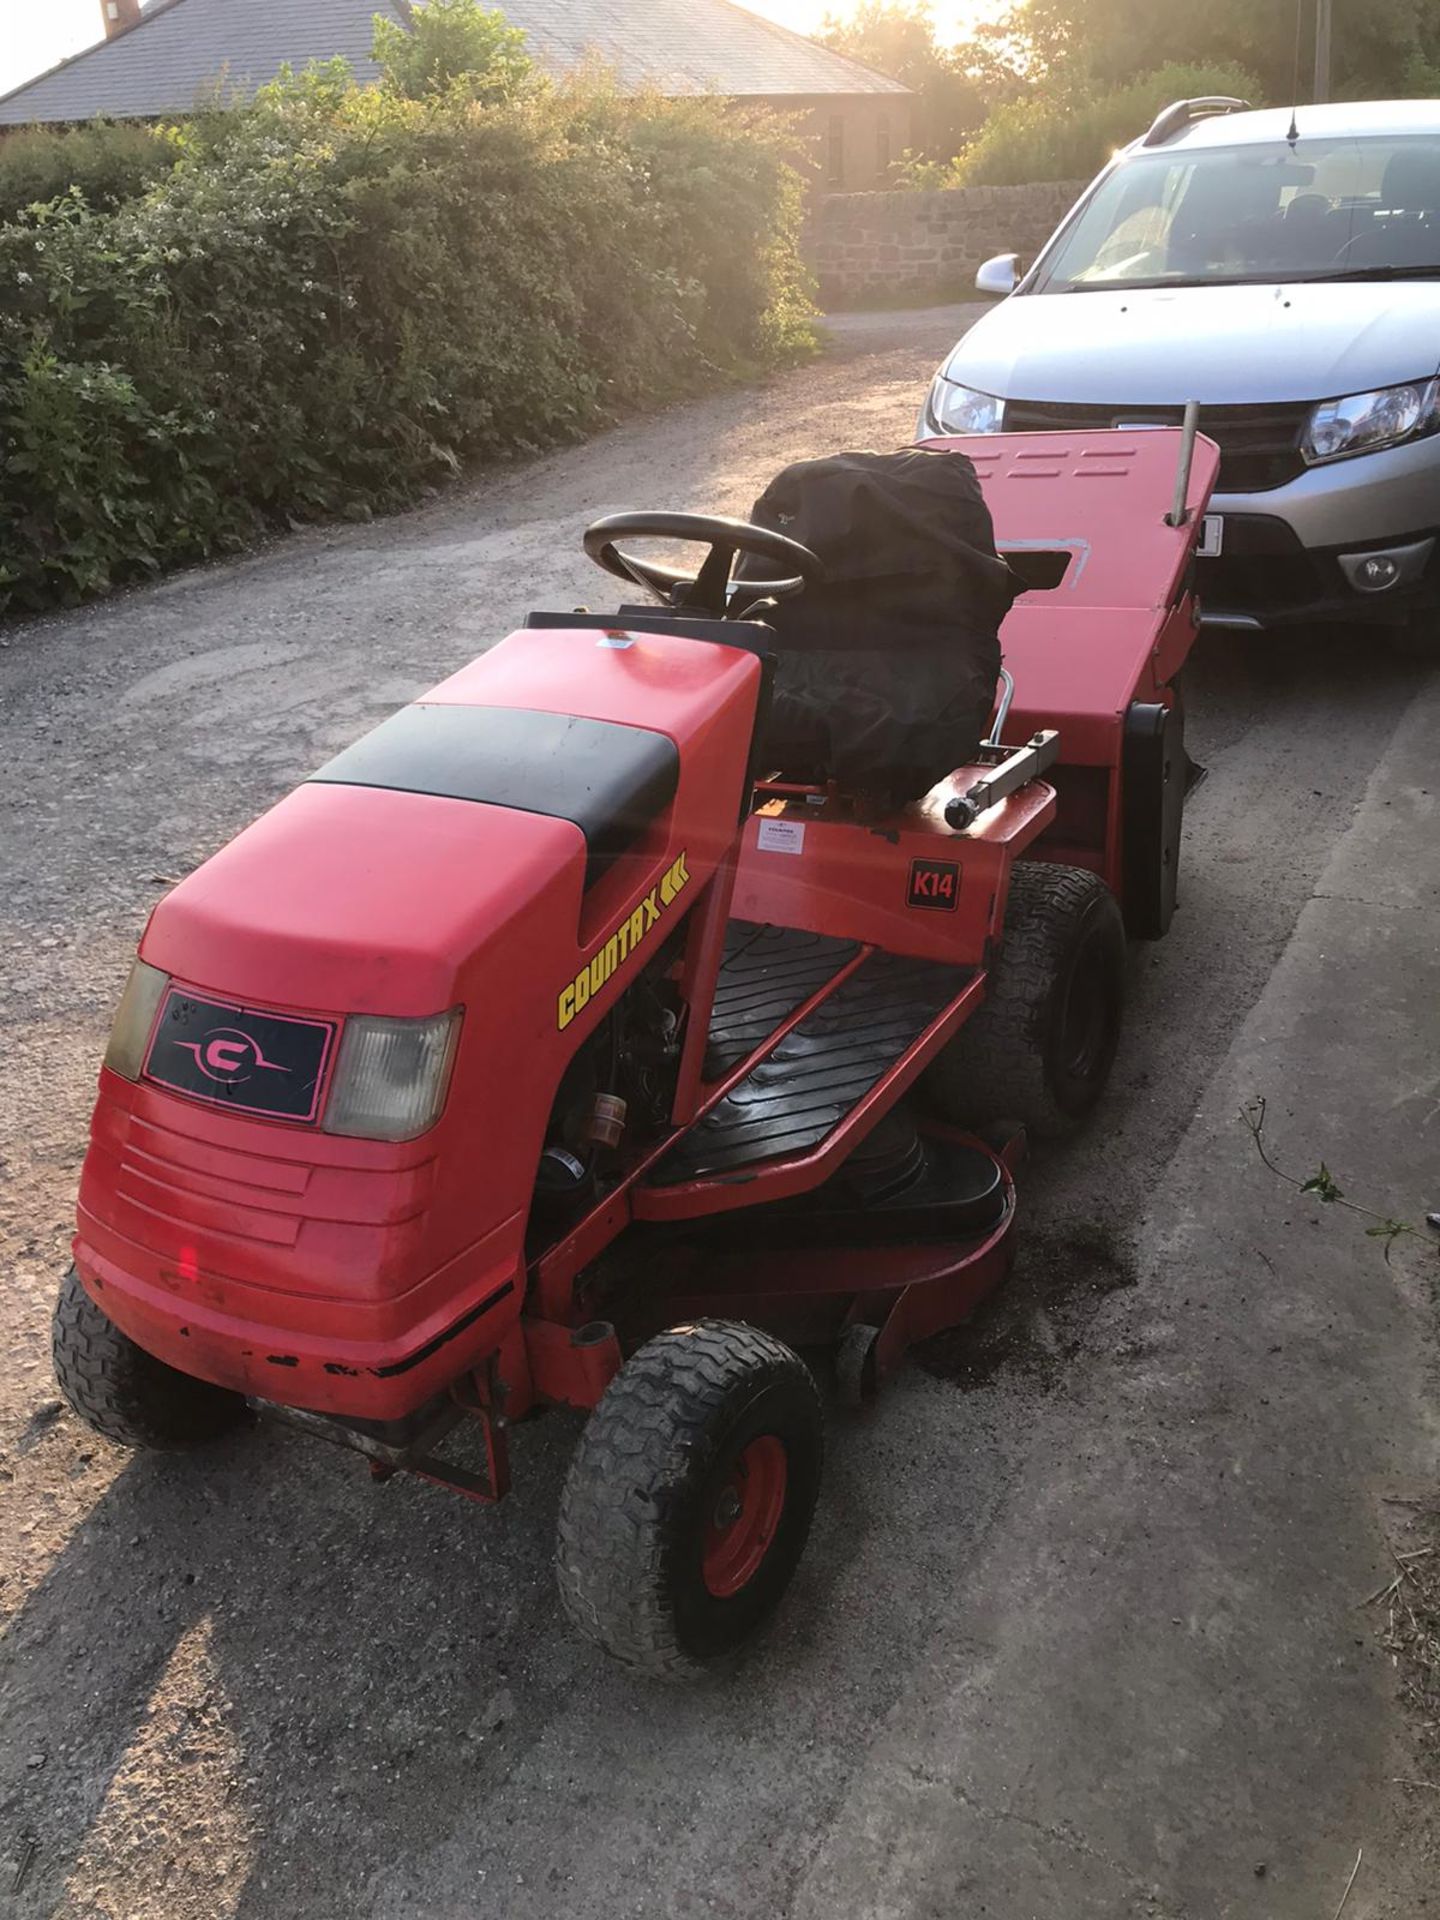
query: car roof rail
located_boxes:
[1141,96,1252,147]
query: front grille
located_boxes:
[1002,399,1311,493]
[1195,512,1328,611]
[1199,551,1329,610]
[92,1100,434,1255]
[113,1115,314,1248]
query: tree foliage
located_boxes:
[0,62,815,614]
[0,119,183,224]
[820,3,1027,163]
[372,0,534,101]
[953,57,1262,184]
[1006,0,1440,103]
[822,0,1440,188]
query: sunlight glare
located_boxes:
[62,1615,258,1918]
[741,0,1002,43]
[0,0,1011,99]
[0,0,101,96]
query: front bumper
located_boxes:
[1202,431,1440,629]
[73,1229,524,1424]
[1198,519,1440,630]
[73,1069,526,1422]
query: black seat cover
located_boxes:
[738,449,1021,804]
[310,703,679,885]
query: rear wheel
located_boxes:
[52,1266,246,1451]
[556,1320,823,1678]
[924,862,1125,1141]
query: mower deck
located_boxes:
[653,1130,1019,1381]
[650,924,975,1185]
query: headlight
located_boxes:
[1303,378,1440,464]
[324,1009,462,1142]
[103,959,170,1080]
[921,376,1006,438]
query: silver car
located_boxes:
[919,98,1440,643]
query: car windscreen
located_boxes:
[1033,134,1440,291]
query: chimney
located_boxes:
[101,0,144,38]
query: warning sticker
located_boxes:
[756,818,806,856]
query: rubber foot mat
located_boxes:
[653,937,974,1186]
[702,922,861,1081]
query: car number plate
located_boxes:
[1197,514,1224,558]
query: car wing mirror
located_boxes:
[975,252,1020,298]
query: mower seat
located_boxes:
[311,701,679,887]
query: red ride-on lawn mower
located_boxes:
[55,424,1220,1677]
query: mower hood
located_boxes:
[140,780,588,1019]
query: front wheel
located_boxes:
[923,862,1126,1141]
[556,1320,823,1678]
[52,1266,246,1451]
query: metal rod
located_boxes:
[1165,401,1201,527]
[986,667,1016,746]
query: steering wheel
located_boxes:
[582,511,824,617]
[1329,232,1384,267]
[1326,216,1431,269]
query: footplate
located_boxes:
[703,922,861,1079]
[650,947,975,1187]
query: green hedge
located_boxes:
[0,73,815,614]
[953,61,1263,186]
[0,118,183,224]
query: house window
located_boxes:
[876,116,891,183]
[827,115,845,188]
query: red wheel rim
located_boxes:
[701,1434,788,1599]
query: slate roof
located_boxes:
[0,0,399,126]
[0,0,909,127]
[512,0,910,97]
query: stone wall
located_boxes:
[807,180,1087,307]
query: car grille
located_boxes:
[1199,550,1329,610]
[1195,513,1329,612]
[1001,399,1311,493]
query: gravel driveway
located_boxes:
[1,308,1435,1920]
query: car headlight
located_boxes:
[1303,378,1440,464]
[324,1009,462,1142]
[920,377,1006,438]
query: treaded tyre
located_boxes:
[556,1319,823,1679]
[52,1266,246,1451]
[924,862,1125,1141]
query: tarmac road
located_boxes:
[0,307,1435,1920]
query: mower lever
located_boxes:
[985,667,1016,748]
[944,728,1060,831]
